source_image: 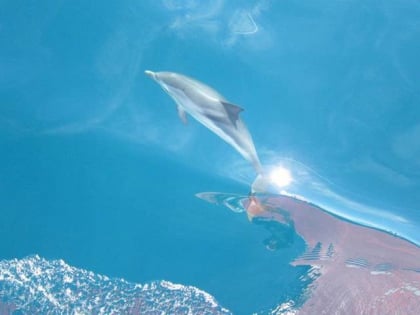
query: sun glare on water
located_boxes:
[269,166,293,188]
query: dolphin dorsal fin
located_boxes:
[221,101,244,126]
[177,105,188,124]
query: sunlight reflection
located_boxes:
[269,166,293,188]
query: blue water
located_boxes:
[1,1,420,314]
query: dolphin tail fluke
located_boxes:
[251,173,271,194]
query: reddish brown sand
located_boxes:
[245,195,420,315]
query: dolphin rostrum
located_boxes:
[145,70,269,193]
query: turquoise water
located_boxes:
[1,1,420,314]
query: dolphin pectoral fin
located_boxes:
[177,105,188,124]
[221,101,244,126]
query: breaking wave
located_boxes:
[0,255,231,315]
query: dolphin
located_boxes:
[145,70,269,192]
